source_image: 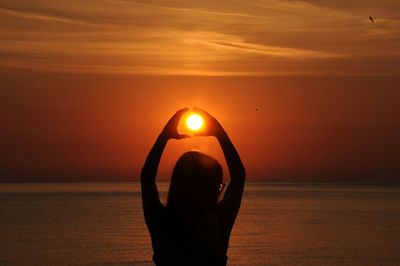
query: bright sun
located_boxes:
[186,113,204,131]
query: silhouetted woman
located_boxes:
[141,107,246,266]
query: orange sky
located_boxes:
[0,1,399,182]
[1,0,399,75]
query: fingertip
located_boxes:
[193,107,205,115]
[177,107,189,116]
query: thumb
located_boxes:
[177,134,191,139]
[193,132,208,137]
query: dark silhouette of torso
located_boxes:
[147,204,229,265]
[141,108,246,266]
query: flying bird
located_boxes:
[369,16,374,24]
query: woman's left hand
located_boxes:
[160,108,190,140]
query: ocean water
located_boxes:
[0,182,399,266]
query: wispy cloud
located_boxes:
[111,0,260,18]
[0,8,114,29]
[186,34,343,59]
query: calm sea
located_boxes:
[0,182,399,265]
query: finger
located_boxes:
[177,134,191,139]
[170,108,188,120]
[176,107,189,116]
[193,107,213,122]
[193,107,207,115]
[193,132,209,137]
[168,108,189,126]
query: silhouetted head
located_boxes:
[167,151,223,213]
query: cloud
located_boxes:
[0,0,399,75]
[186,33,343,59]
[111,0,260,18]
[0,8,113,29]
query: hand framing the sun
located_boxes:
[160,108,190,140]
[193,107,225,139]
[160,107,226,140]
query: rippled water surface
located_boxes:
[0,182,399,265]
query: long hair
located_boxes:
[167,151,223,213]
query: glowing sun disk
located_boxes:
[186,113,204,131]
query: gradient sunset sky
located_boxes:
[1,0,399,182]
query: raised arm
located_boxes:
[141,108,189,226]
[193,108,246,231]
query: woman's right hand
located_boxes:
[160,108,190,140]
[193,107,225,138]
